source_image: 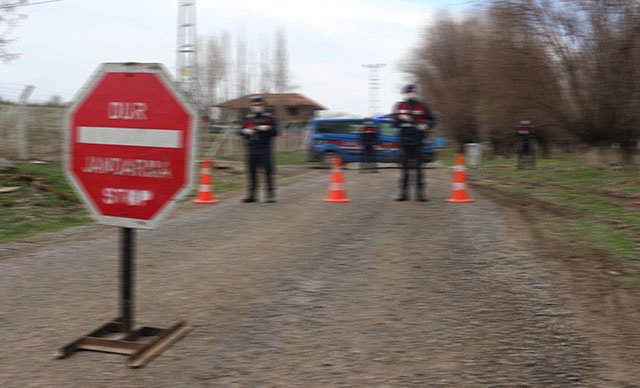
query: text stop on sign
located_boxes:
[64,63,197,229]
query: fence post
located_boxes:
[17,85,35,160]
[286,125,291,151]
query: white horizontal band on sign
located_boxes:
[453,182,466,190]
[79,126,181,148]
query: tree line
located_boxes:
[404,0,640,165]
[192,28,293,122]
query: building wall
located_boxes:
[278,106,318,123]
[219,106,320,124]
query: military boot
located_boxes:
[395,192,408,202]
[265,190,276,203]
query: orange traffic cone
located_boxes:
[447,153,474,203]
[324,155,351,203]
[192,159,219,204]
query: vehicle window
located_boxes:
[316,121,363,134]
[348,124,363,134]
[378,122,398,137]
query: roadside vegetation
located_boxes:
[0,162,89,243]
[441,149,640,281]
[214,149,313,166]
[272,150,314,166]
[0,150,315,243]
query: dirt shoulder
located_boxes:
[471,181,640,385]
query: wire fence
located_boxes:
[199,123,308,160]
[0,103,309,163]
[0,104,65,161]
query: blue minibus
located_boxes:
[307,117,435,166]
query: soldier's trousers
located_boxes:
[517,148,535,169]
[247,151,274,198]
[360,146,376,170]
[399,144,424,196]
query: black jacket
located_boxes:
[237,112,278,153]
[360,125,378,148]
[392,98,437,146]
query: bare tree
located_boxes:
[236,28,248,98]
[247,47,258,95]
[476,4,565,157]
[405,12,484,151]
[272,28,294,124]
[0,0,27,63]
[47,94,63,106]
[194,27,296,123]
[193,33,229,119]
[273,28,291,93]
[259,38,272,94]
[220,32,231,103]
[492,0,640,165]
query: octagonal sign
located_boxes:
[65,63,197,229]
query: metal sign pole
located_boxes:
[121,227,134,333]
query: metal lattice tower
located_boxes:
[176,0,197,94]
[362,63,386,116]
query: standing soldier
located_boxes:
[392,84,437,202]
[515,120,536,169]
[237,95,279,203]
[359,117,379,173]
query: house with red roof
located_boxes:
[215,93,327,124]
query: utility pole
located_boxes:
[17,85,34,160]
[176,1,197,97]
[362,63,385,116]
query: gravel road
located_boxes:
[0,164,635,387]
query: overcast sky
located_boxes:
[0,0,474,116]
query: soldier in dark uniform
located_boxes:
[359,117,379,173]
[391,84,437,202]
[516,120,536,169]
[237,95,279,203]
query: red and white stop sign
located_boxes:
[65,63,197,229]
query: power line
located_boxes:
[449,0,481,6]
[0,0,64,9]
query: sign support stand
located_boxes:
[57,228,192,368]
